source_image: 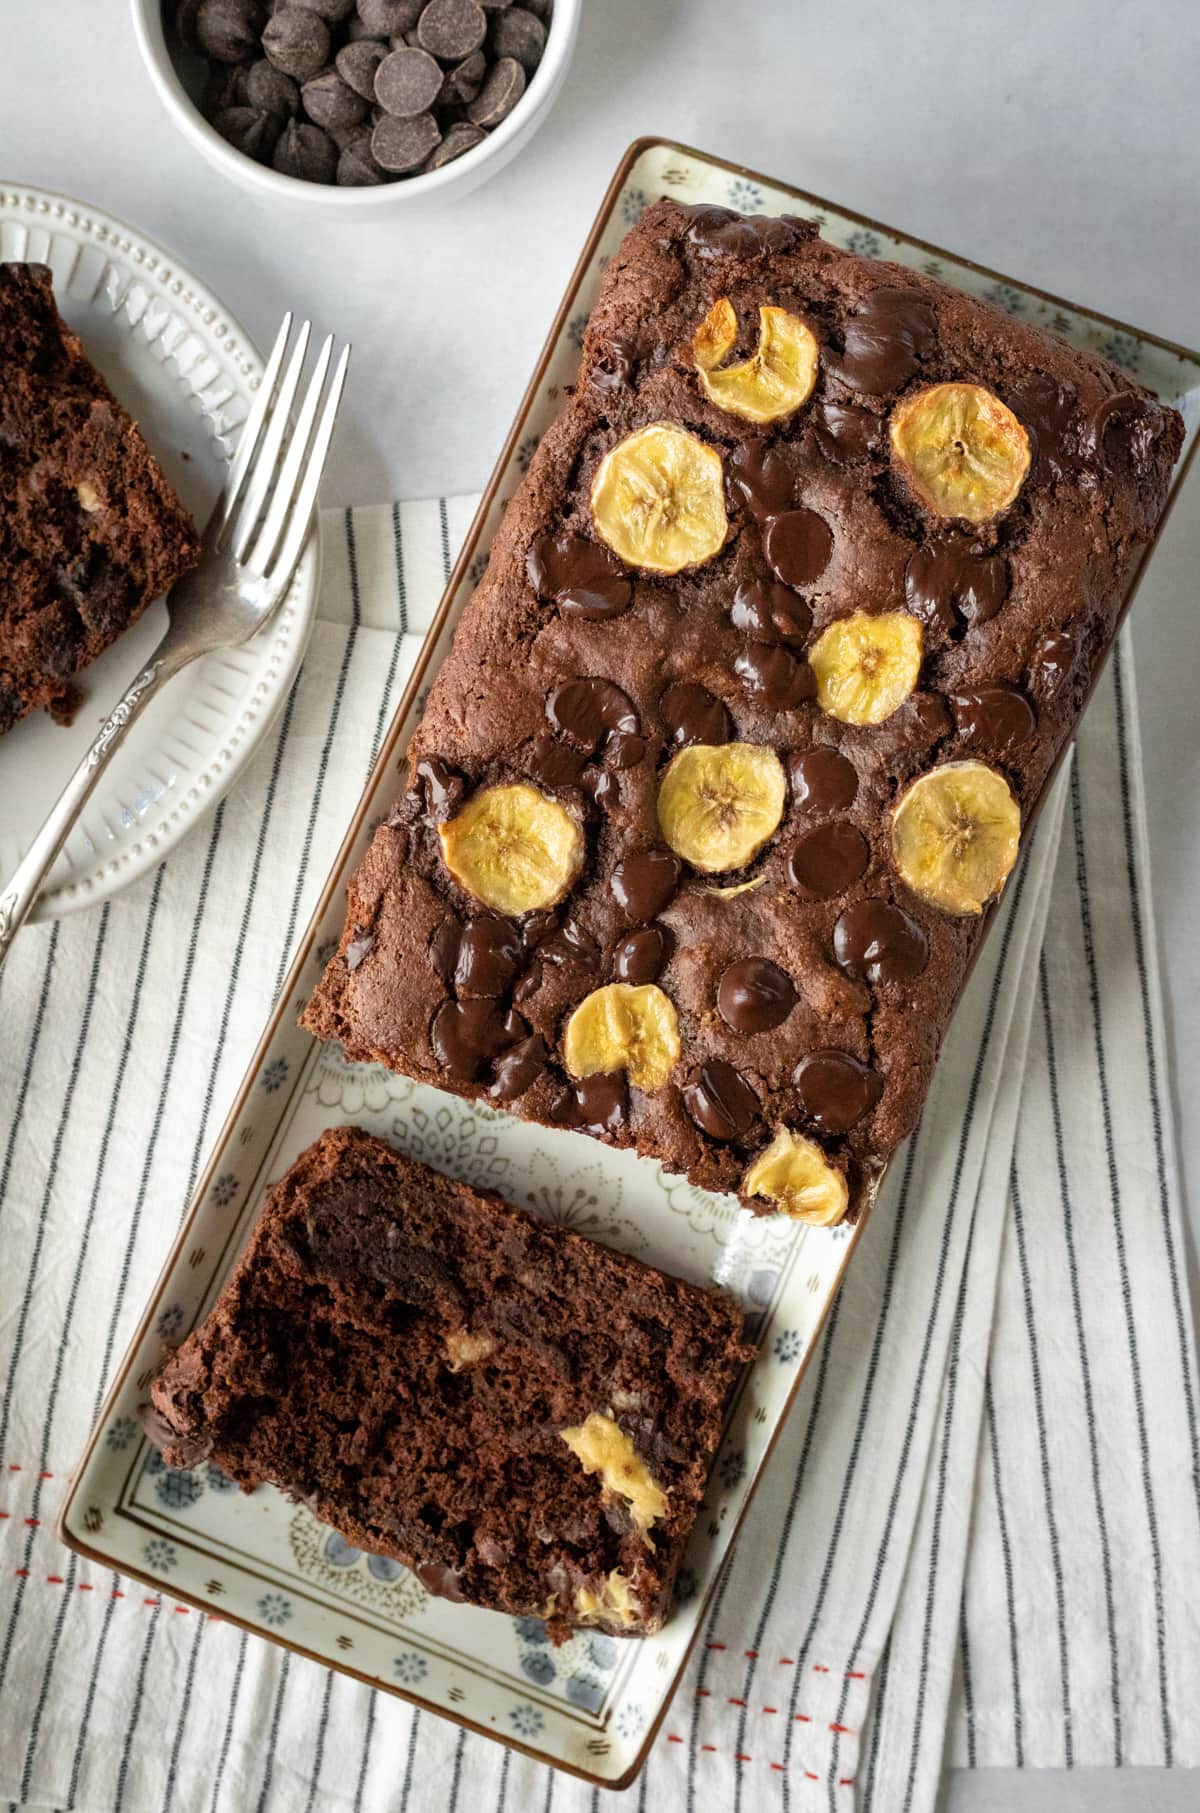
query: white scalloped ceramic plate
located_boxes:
[0,182,320,918]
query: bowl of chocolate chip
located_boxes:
[132,0,579,209]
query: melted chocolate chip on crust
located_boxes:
[717,958,797,1033]
[1028,627,1079,700]
[682,1060,759,1141]
[431,999,521,1079]
[546,677,639,752]
[788,746,859,812]
[833,901,929,987]
[762,509,833,589]
[527,532,631,620]
[905,544,1009,635]
[812,399,881,463]
[731,579,811,644]
[1009,375,1079,480]
[660,682,732,747]
[553,1073,628,1135]
[833,287,937,395]
[414,756,465,820]
[788,822,870,898]
[454,917,522,997]
[611,849,681,923]
[949,684,1037,753]
[793,1048,883,1133]
[728,439,795,521]
[735,643,816,710]
[489,1031,546,1100]
[683,204,815,259]
[612,926,669,983]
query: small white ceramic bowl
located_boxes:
[131,0,580,213]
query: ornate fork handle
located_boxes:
[0,651,178,966]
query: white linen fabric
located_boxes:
[0,500,1197,1813]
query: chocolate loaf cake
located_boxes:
[0,263,200,735]
[146,1127,750,1636]
[304,200,1184,1224]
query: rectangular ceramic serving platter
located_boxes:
[61,139,1200,1789]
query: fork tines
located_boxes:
[219,314,350,595]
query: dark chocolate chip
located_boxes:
[338,45,391,98]
[372,109,440,169]
[489,3,544,66]
[948,683,1036,753]
[533,918,600,972]
[762,509,833,589]
[245,58,302,115]
[581,764,618,807]
[213,106,280,160]
[834,287,937,395]
[526,532,631,619]
[467,54,524,126]
[1008,375,1079,479]
[788,746,858,813]
[415,756,465,819]
[833,899,929,986]
[606,731,645,769]
[590,338,640,392]
[374,45,442,115]
[659,681,731,747]
[728,439,794,521]
[490,1031,546,1100]
[303,66,369,130]
[612,926,668,984]
[611,849,680,923]
[553,1073,627,1136]
[812,400,880,463]
[730,579,811,644]
[524,730,585,790]
[682,1059,759,1142]
[344,929,376,970]
[263,6,331,79]
[793,1048,883,1133]
[454,916,522,996]
[735,643,816,711]
[545,677,638,753]
[430,998,514,1078]
[272,118,338,180]
[424,121,487,167]
[717,957,796,1034]
[1028,627,1078,701]
[428,915,461,983]
[1084,389,1169,478]
[196,0,263,63]
[138,1404,214,1469]
[308,0,356,19]
[788,822,870,898]
[337,133,387,182]
[414,1560,466,1601]
[437,48,486,104]
[358,0,422,30]
[418,0,487,57]
[904,544,1009,634]
[683,205,813,260]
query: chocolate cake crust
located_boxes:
[147,1127,750,1637]
[0,263,200,734]
[303,201,1184,1220]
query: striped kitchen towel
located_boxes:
[1,500,1198,1813]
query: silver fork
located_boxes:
[0,316,350,967]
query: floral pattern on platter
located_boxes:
[388,1099,512,1193]
[503,1151,648,1256]
[304,1044,417,1114]
[257,1591,292,1627]
[288,1507,430,1619]
[512,1618,620,1712]
[394,1649,429,1686]
[726,178,764,213]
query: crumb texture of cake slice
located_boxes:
[147,1127,751,1637]
[0,263,201,734]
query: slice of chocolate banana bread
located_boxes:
[0,263,200,734]
[146,1126,751,1637]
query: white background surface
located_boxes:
[3,1,1199,1807]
